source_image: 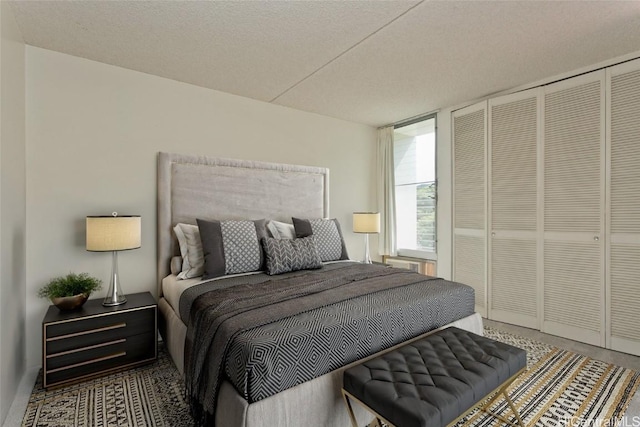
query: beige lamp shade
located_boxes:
[353,212,380,234]
[86,215,141,251]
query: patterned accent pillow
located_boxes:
[173,223,204,279]
[261,236,322,275]
[221,221,262,274]
[197,219,268,280]
[292,218,349,262]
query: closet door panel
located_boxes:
[454,108,486,230]
[453,102,487,316]
[544,241,602,343]
[488,90,539,328]
[490,238,537,326]
[544,82,602,233]
[490,95,538,232]
[608,59,640,355]
[610,245,640,354]
[454,234,485,313]
[542,71,605,346]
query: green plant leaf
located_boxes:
[38,273,102,299]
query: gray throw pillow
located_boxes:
[292,218,349,262]
[261,236,323,275]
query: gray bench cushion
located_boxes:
[343,327,527,427]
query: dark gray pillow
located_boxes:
[292,218,349,262]
[197,218,268,280]
[261,236,322,275]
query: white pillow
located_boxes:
[173,223,204,279]
[267,220,296,240]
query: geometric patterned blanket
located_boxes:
[182,262,475,426]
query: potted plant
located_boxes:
[38,273,102,310]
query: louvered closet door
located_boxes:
[453,102,487,316]
[542,71,606,346]
[488,89,540,329]
[607,59,640,356]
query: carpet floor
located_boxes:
[21,327,640,426]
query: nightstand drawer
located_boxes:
[45,308,155,354]
[46,331,155,371]
[46,307,154,339]
[45,332,155,386]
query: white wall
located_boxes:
[0,2,26,424]
[25,46,377,369]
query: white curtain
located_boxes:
[376,126,397,256]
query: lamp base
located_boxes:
[362,233,372,264]
[103,251,127,306]
[103,296,127,307]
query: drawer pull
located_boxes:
[47,338,127,359]
[47,351,127,374]
[46,322,127,342]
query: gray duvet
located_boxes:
[181,262,475,426]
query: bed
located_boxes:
[156,152,483,426]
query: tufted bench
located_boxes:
[342,327,527,427]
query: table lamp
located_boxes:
[353,212,380,264]
[86,212,141,306]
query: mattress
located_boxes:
[161,274,201,319]
[162,272,259,321]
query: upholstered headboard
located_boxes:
[157,152,330,295]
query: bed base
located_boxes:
[158,297,483,427]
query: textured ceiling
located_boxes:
[9,1,640,127]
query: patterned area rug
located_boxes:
[22,328,640,427]
[22,344,191,427]
[456,328,640,427]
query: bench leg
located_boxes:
[481,379,526,427]
[342,390,360,427]
[342,389,395,427]
[503,389,525,427]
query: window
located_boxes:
[394,116,436,258]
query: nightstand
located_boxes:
[42,291,157,389]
